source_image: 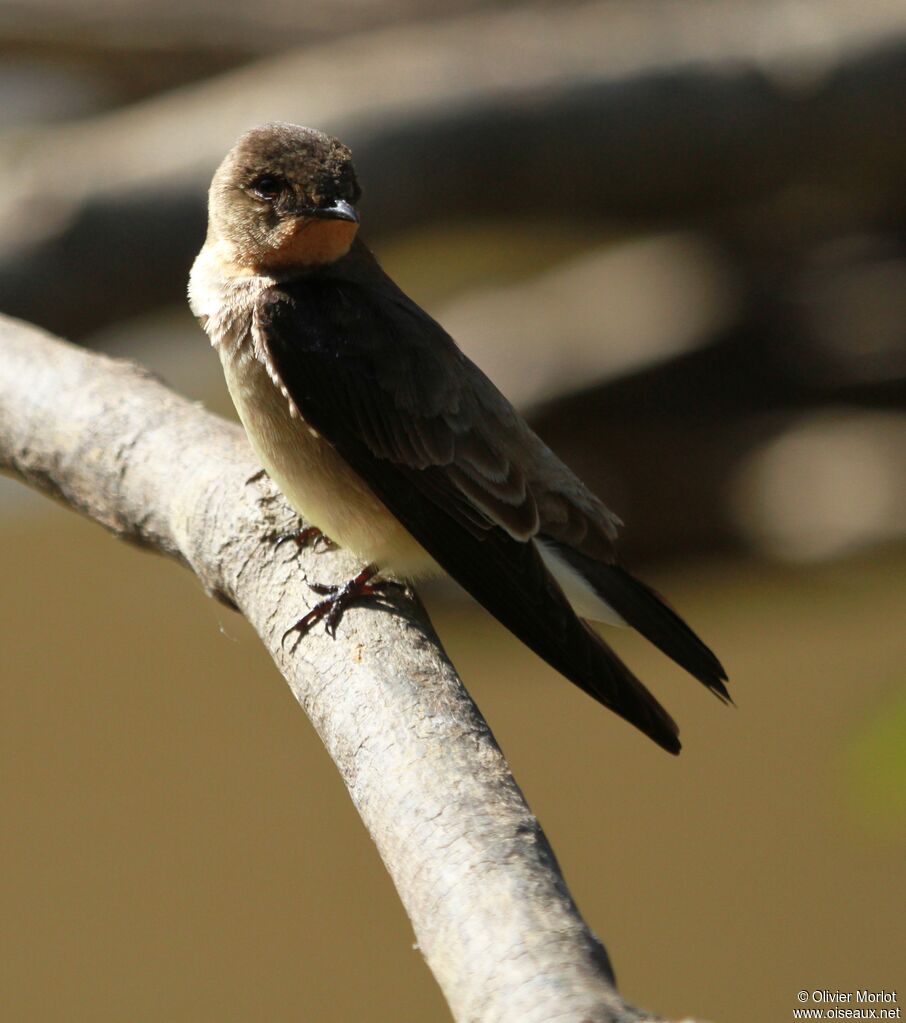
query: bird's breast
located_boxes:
[219,339,437,579]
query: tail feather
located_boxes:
[569,623,681,753]
[548,543,730,703]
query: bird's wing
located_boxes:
[253,262,681,753]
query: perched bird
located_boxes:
[189,122,729,754]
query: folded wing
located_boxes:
[253,252,692,751]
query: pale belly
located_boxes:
[221,351,438,579]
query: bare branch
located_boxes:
[0,313,686,1023]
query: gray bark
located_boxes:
[0,313,685,1022]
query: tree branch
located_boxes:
[0,313,685,1023]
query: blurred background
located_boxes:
[1,1,904,1020]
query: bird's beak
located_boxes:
[304,198,359,224]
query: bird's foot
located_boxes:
[273,524,334,554]
[245,467,269,486]
[283,565,383,646]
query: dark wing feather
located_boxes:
[254,258,680,753]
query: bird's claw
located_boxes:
[272,525,336,556]
[274,524,322,550]
[282,565,380,648]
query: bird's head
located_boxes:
[207,122,361,273]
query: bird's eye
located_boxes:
[250,175,284,201]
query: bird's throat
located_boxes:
[259,217,359,271]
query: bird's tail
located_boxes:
[562,621,682,753]
[546,543,730,703]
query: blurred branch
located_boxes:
[525,246,906,562]
[4,0,906,336]
[0,0,496,59]
[0,313,692,1023]
[0,0,499,102]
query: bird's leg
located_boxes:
[283,564,383,645]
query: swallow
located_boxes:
[189,122,729,754]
